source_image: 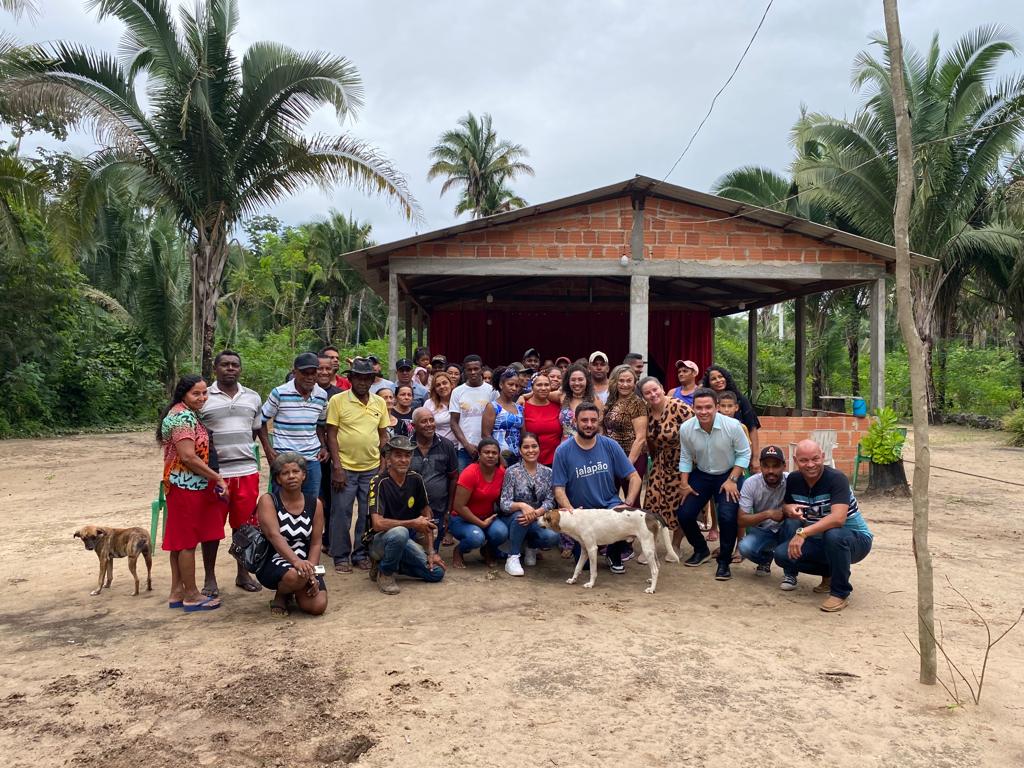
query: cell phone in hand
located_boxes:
[313,565,326,575]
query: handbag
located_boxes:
[229,524,270,574]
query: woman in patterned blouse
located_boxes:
[602,365,649,486]
[157,375,227,612]
[498,432,561,576]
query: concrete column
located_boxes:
[404,300,413,361]
[869,277,886,411]
[794,297,806,411]
[417,310,425,349]
[629,274,649,367]
[387,271,398,372]
[747,308,758,402]
[630,193,646,262]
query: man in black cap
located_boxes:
[258,352,329,496]
[737,445,789,577]
[366,435,446,595]
[394,357,427,408]
[430,354,448,373]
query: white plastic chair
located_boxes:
[788,429,837,471]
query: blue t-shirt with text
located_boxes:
[551,435,636,509]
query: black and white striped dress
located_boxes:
[270,492,316,568]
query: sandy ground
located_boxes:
[0,425,1022,767]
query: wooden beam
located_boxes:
[387,272,398,372]
[747,309,758,401]
[404,300,413,361]
[389,256,887,281]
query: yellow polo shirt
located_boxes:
[325,390,389,472]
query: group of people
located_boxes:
[156,344,873,616]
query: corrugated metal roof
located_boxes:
[342,174,934,266]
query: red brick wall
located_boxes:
[758,415,870,478]
[388,195,887,269]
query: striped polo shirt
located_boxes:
[261,379,328,459]
[201,382,263,478]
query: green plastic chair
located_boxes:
[852,426,907,490]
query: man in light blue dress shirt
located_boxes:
[677,387,752,581]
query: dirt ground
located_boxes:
[0,425,1022,767]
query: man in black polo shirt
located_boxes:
[366,436,446,595]
[410,407,458,552]
[774,439,873,612]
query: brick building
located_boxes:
[343,175,931,476]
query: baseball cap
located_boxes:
[430,355,447,367]
[759,445,786,464]
[508,362,526,373]
[554,356,571,366]
[395,358,413,370]
[293,352,319,370]
[589,351,608,364]
[367,355,380,364]
[384,435,415,452]
[675,359,700,374]
[523,347,539,359]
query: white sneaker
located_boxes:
[523,547,538,567]
[505,554,525,576]
[780,574,798,591]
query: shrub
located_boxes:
[1002,408,1024,447]
[859,407,906,464]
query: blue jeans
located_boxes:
[677,468,743,565]
[456,448,474,471]
[272,456,321,497]
[773,519,873,599]
[504,512,561,556]
[738,526,787,565]
[449,515,510,553]
[329,468,375,565]
[369,527,444,582]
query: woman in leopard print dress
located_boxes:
[639,376,694,530]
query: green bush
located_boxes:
[1002,408,1024,447]
[859,407,906,464]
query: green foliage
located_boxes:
[233,328,319,401]
[859,407,906,464]
[1001,408,1024,447]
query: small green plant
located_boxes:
[859,407,906,464]
[1002,408,1024,447]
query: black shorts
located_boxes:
[255,558,327,591]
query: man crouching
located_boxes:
[366,435,446,595]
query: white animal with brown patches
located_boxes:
[539,507,679,593]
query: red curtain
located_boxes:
[429,307,712,381]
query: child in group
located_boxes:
[710,390,750,563]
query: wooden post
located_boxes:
[404,300,413,362]
[387,271,398,373]
[417,309,425,349]
[794,297,806,410]
[869,277,886,411]
[747,308,758,401]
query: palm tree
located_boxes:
[307,211,374,345]
[791,25,1024,417]
[427,111,533,218]
[1,0,416,377]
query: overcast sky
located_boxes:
[7,0,1024,244]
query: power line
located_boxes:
[660,0,775,183]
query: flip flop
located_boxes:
[201,586,220,598]
[168,600,184,609]
[235,581,262,593]
[269,601,290,617]
[183,596,221,612]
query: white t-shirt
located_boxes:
[449,382,495,448]
[424,397,455,444]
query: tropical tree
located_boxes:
[1,0,415,377]
[791,25,1024,418]
[427,111,533,218]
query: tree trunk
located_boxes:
[193,210,232,380]
[847,326,860,398]
[884,0,936,686]
[1015,314,1024,401]
[866,460,910,496]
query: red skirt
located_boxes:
[163,484,224,551]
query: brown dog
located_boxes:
[74,526,153,596]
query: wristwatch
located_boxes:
[794,527,807,537]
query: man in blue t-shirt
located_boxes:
[552,402,640,574]
[773,439,873,612]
